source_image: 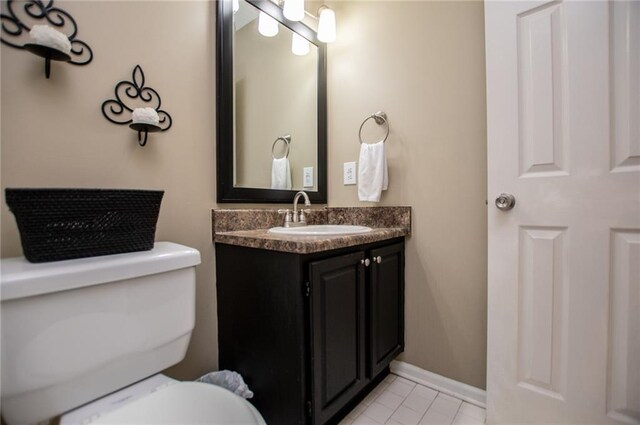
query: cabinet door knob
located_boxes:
[360,258,371,267]
[374,256,382,263]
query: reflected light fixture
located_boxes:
[283,0,305,22]
[291,33,310,55]
[233,0,239,13]
[258,11,279,37]
[317,6,336,43]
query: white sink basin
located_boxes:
[268,224,373,236]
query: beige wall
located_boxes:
[326,1,488,389]
[1,0,488,391]
[235,16,318,190]
[0,0,217,380]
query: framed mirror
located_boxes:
[216,0,327,203]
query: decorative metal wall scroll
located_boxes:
[101,65,173,147]
[1,0,93,78]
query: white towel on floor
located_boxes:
[271,157,292,190]
[358,141,388,202]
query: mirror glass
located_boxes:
[234,0,318,191]
[217,0,327,203]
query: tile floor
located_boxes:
[338,374,486,425]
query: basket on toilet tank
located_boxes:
[5,188,164,263]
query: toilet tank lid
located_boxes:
[0,242,201,301]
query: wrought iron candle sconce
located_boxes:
[1,0,93,78]
[101,65,172,147]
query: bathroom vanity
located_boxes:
[213,207,410,425]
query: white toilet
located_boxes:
[0,242,265,425]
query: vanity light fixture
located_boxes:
[258,11,279,37]
[283,0,304,22]
[291,33,310,56]
[317,6,336,43]
[265,1,337,43]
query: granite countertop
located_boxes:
[215,227,408,254]
[212,207,411,254]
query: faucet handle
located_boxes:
[299,208,314,224]
[277,209,293,227]
[299,209,308,224]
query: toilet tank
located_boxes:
[0,242,201,425]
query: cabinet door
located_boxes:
[309,251,367,425]
[369,242,405,377]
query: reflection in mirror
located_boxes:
[233,0,318,191]
[216,0,326,203]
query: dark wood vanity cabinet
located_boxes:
[368,243,405,378]
[309,251,368,424]
[216,238,405,425]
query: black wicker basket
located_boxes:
[5,188,164,263]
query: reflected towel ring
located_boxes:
[272,134,291,159]
[359,111,389,144]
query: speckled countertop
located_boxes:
[212,207,411,254]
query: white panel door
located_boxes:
[485,1,640,424]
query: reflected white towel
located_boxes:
[271,157,292,190]
[358,141,388,202]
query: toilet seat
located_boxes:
[91,382,265,424]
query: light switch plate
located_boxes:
[303,167,314,187]
[344,162,357,185]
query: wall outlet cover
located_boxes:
[344,162,357,185]
[303,167,314,187]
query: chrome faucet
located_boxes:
[293,191,311,224]
[279,191,311,227]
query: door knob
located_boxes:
[495,193,516,211]
[374,256,382,264]
[360,258,371,267]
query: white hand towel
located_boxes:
[358,141,388,202]
[271,157,292,190]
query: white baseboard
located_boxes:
[390,360,486,408]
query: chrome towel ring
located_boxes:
[271,134,291,159]
[359,111,389,144]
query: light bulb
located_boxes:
[258,11,279,37]
[232,0,239,13]
[283,0,304,22]
[317,6,336,43]
[291,33,310,55]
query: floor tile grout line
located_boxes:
[392,373,484,411]
[450,400,463,424]
[414,390,439,424]
[365,375,403,424]
[384,377,420,424]
[394,373,469,425]
[352,373,484,425]
[361,380,405,424]
[379,387,432,424]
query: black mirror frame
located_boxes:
[216,0,328,203]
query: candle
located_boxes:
[132,108,160,126]
[29,25,71,55]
